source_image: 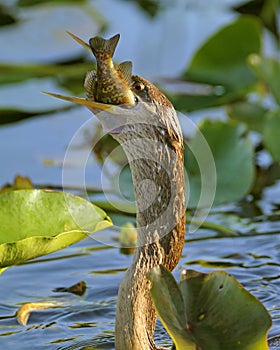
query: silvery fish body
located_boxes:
[84,34,136,106]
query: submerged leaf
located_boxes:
[0,190,112,268]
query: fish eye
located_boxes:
[133,81,145,92]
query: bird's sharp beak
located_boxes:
[66,31,91,52]
[42,92,118,113]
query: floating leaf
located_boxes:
[170,17,262,112]
[186,120,255,207]
[0,190,112,268]
[180,269,271,350]
[149,266,271,350]
[233,0,279,41]
[263,109,280,162]
[184,17,262,91]
[248,54,280,106]
[227,101,268,133]
[148,265,195,349]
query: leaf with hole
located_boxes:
[149,266,271,350]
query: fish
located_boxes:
[68,32,136,106]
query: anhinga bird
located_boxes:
[46,33,186,350]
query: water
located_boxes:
[0,1,279,349]
[0,197,279,349]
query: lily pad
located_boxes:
[148,266,271,350]
[186,120,255,207]
[248,54,280,106]
[233,0,279,41]
[184,17,261,91]
[0,190,112,268]
[148,266,195,350]
[180,269,271,350]
[263,109,280,162]
[227,101,268,133]
[170,17,262,112]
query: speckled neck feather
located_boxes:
[114,77,186,349]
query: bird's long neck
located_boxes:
[114,117,186,349]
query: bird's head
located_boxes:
[44,32,182,145]
[45,74,182,147]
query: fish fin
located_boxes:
[67,31,91,51]
[117,61,133,84]
[89,34,120,57]
[84,70,97,97]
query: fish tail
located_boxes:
[89,34,120,58]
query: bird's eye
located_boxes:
[133,81,145,92]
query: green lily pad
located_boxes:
[186,120,255,207]
[248,54,280,106]
[180,269,271,350]
[148,266,271,350]
[0,190,112,268]
[263,109,280,162]
[148,266,194,349]
[227,101,268,133]
[184,17,261,91]
[233,0,279,41]
[170,17,262,112]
